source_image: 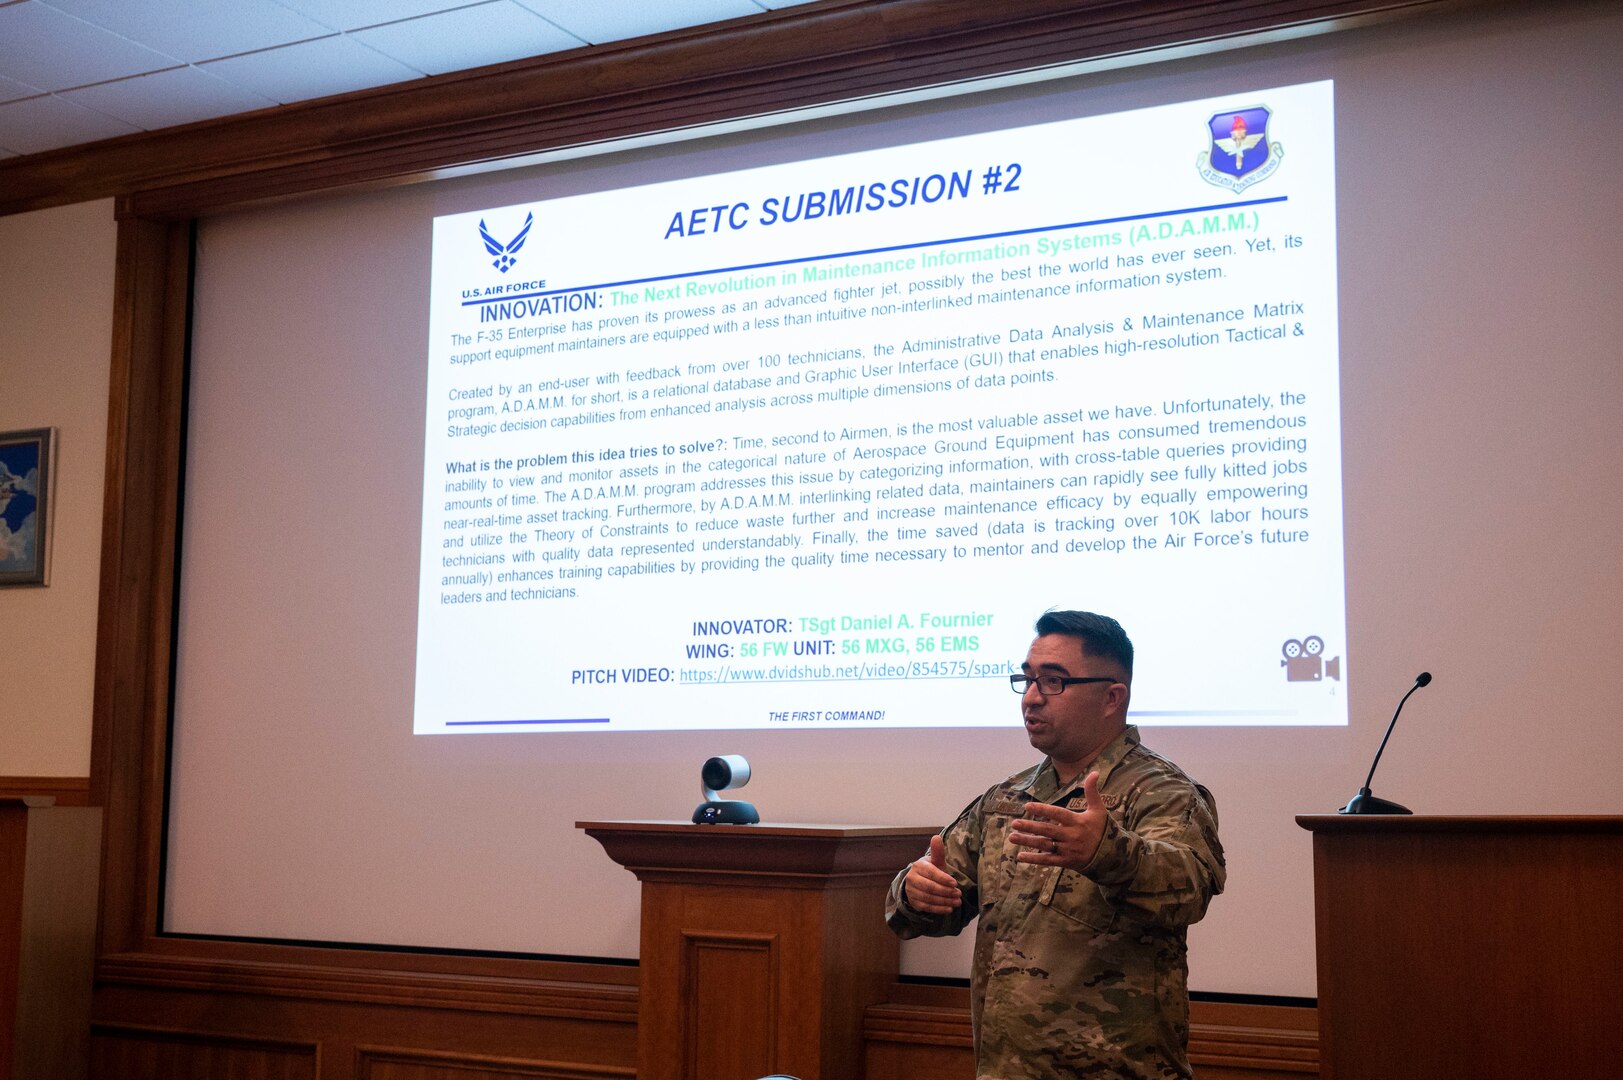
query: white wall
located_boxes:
[0,199,115,776]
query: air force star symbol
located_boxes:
[478,212,534,273]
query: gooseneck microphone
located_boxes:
[1339,672,1431,815]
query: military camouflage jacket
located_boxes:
[885,726,1224,1080]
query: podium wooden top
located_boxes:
[577,820,938,882]
[578,820,939,837]
[1297,814,1623,834]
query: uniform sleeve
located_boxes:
[884,794,985,939]
[1079,779,1224,930]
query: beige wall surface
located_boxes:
[0,199,115,777]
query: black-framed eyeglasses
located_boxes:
[1008,674,1118,695]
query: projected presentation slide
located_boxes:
[415,80,1346,733]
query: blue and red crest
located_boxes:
[1197,105,1282,193]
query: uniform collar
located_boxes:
[1022,724,1140,801]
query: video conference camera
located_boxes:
[692,754,760,824]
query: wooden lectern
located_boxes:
[1297,815,1623,1080]
[580,820,936,1080]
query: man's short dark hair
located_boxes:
[1034,610,1134,680]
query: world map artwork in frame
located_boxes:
[0,428,53,586]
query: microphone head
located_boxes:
[1415,672,1432,687]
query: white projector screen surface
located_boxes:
[416,82,1346,735]
[165,3,1623,999]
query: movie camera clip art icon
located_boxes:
[478,212,533,274]
[1282,635,1340,682]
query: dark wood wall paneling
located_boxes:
[866,987,1318,1079]
[6,1,1497,1076]
[90,1025,317,1080]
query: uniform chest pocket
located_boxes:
[1039,870,1116,933]
[980,802,1029,904]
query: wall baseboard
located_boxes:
[90,959,1319,1080]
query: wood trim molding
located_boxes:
[0,777,91,806]
[865,993,1319,1074]
[90,1021,318,1056]
[863,1002,976,1048]
[1298,813,1623,834]
[355,1045,635,1079]
[89,217,191,953]
[1189,1000,1320,1074]
[0,0,1475,219]
[581,820,938,889]
[90,1022,320,1079]
[95,952,637,1021]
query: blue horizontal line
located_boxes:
[444,718,611,726]
[461,195,1286,307]
[1131,710,1297,717]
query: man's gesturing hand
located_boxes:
[904,835,962,914]
[1009,771,1107,869]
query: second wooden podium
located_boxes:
[580,820,936,1080]
[1297,815,1623,1080]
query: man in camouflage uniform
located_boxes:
[886,610,1224,1080]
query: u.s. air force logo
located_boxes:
[478,211,533,273]
[1197,106,1283,193]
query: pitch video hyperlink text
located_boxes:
[679,659,1008,685]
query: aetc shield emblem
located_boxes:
[1197,106,1282,193]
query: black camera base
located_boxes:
[692,799,759,824]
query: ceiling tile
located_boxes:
[40,0,335,64]
[199,34,423,105]
[0,0,800,158]
[0,74,42,104]
[61,65,277,130]
[271,0,484,32]
[0,1,179,91]
[512,0,761,45]
[0,91,141,154]
[352,1,582,76]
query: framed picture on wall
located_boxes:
[0,427,54,587]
